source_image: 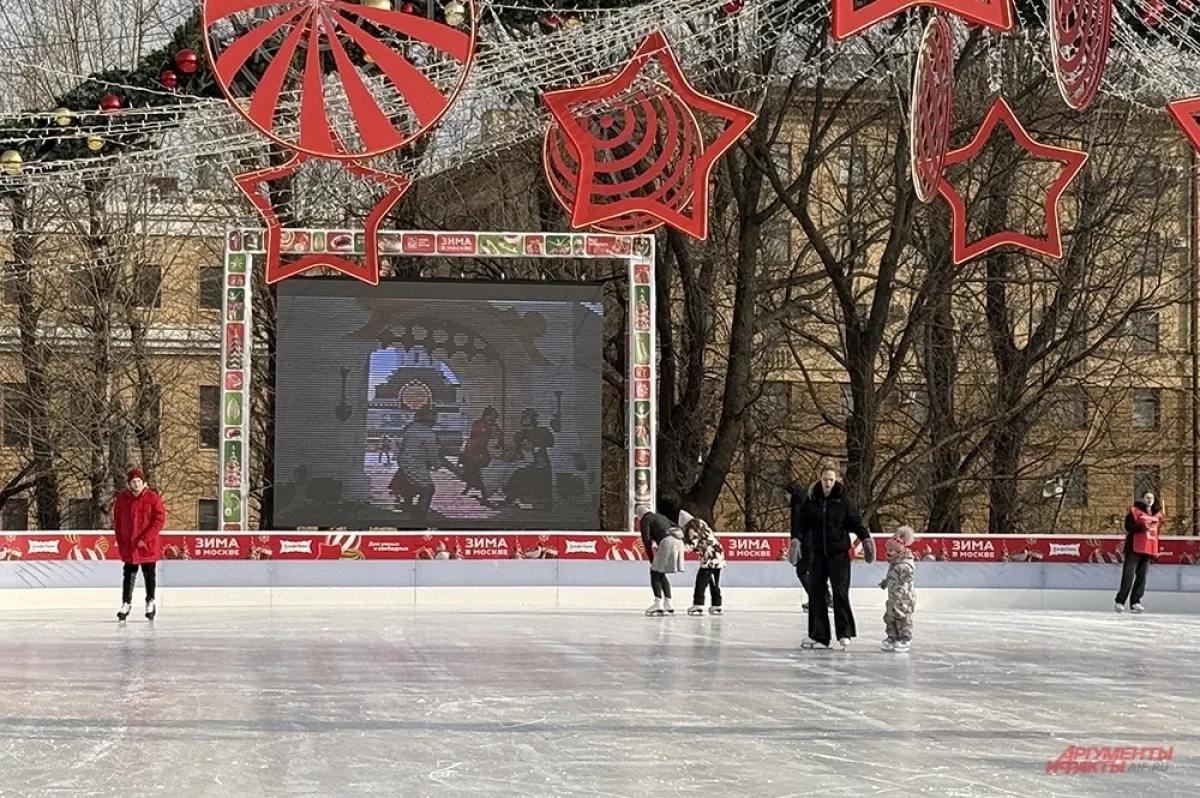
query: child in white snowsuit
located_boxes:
[681,512,725,615]
[880,525,916,652]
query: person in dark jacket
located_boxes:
[797,466,874,650]
[786,482,810,598]
[1115,491,1162,614]
[639,505,685,616]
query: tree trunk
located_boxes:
[9,188,60,529]
[988,419,1029,536]
[923,277,961,534]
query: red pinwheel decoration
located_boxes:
[910,15,953,204]
[542,32,755,239]
[1048,0,1112,110]
[202,0,478,283]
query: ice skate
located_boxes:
[116,602,131,622]
[645,599,665,617]
[800,638,826,650]
[687,605,704,615]
[881,637,895,651]
[1131,603,1145,614]
[802,602,809,612]
[837,637,850,650]
[893,640,911,653]
[708,606,723,615]
[662,598,675,615]
[1114,602,1125,613]
[145,599,156,621]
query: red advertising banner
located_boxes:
[4,533,1200,564]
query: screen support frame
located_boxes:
[220,228,656,532]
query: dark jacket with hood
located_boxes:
[796,480,870,557]
[786,482,807,541]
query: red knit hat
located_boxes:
[127,468,145,483]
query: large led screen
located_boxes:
[274,279,604,530]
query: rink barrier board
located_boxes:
[0,531,1194,563]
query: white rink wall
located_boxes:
[4,560,1200,613]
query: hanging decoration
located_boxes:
[937,97,1088,264]
[98,94,123,113]
[174,49,200,74]
[830,0,1012,40]
[1167,96,1200,152]
[910,15,953,204]
[541,31,755,240]
[201,0,479,283]
[1049,0,1113,109]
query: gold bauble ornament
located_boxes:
[360,0,392,8]
[54,108,73,126]
[444,0,465,26]
[564,15,582,29]
[0,150,22,176]
[87,136,104,151]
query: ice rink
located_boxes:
[1,605,1197,797]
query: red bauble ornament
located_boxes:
[160,69,179,89]
[544,12,563,27]
[98,94,123,113]
[174,49,200,74]
[721,0,743,12]
[400,1,415,10]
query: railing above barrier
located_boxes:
[2,531,1198,564]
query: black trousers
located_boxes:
[795,552,810,595]
[1116,539,1151,606]
[807,550,855,645]
[693,568,723,607]
[650,570,672,599]
[121,563,157,603]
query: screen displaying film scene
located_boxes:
[274,279,605,530]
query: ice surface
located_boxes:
[0,606,1198,797]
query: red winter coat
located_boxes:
[113,488,166,564]
[1129,506,1162,558]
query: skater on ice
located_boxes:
[880,525,916,652]
[796,465,874,650]
[681,511,724,615]
[112,467,166,622]
[787,479,829,612]
[1116,490,1162,614]
[639,505,685,616]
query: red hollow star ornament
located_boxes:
[831,0,1012,40]
[234,153,410,285]
[1167,96,1200,153]
[542,31,755,240]
[937,97,1088,264]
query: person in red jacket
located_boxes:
[1116,490,1162,614]
[112,467,166,621]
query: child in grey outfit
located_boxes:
[880,525,916,652]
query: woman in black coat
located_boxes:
[796,466,874,649]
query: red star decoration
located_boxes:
[937,97,1088,264]
[831,0,1012,40]
[234,153,410,285]
[1167,96,1200,153]
[542,31,755,240]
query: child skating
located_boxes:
[880,525,916,652]
[681,512,725,615]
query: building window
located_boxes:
[199,385,220,449]
[900,388,929,424]
[2,262,18,305]
[1134,233,1164,278]
[66,498,91,530]
[763,381,790,414]
[1132,389,1161,429]
[760,459,790,502]
[1062,467,1088,508]
[197,499,219,530]
[837,143,868,189]
[3,382,31,448]
[1133,465,1161,503]
[1129,311,1159,353]
[1131,155,1163,199]
[198,266,223,310]
[69,268,95,307]
[1059,386,1088,429]
[761,215,792,266]
[133,264,162,308]
[1,498,28,530]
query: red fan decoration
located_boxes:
[1049,0,1112,110]
[937,97,1088,264]
[542,32,755,239]
[910,15,953,204]
[202,0,478,283]
[831,0,1012,40]
[1168,95,1200,153]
